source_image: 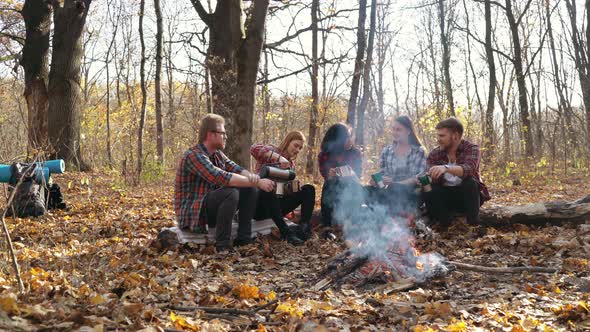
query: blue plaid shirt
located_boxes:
[379,144,427,182]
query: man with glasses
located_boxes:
[174,114,274,253]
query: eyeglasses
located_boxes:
[212,130,227,137]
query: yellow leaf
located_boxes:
[0,293,19,315]
[90,294,105,305]
[265,290,276,301]
[257,323,267,332]
[276,301,304,318]
[170,312,199,331]
[445,319,467,332]
[233,283,260,300]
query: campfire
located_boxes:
[314,214,453,293]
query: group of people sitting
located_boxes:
[174,113,490,252]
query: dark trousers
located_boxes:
[205,187,259,247]
[422,176,480,226]
[320,177,365,227]
[365,183,420,215]
[255,184,315,235]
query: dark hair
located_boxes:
[435,117,464,137]
[320,123,352,154]
[395,115,422,147]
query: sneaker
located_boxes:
[321,230,337,241]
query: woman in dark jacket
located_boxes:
[318,123,364,238]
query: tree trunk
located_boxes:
[234,0,270,167]
[48,0,92,169]
[105,4,120,169]
[546,1,574,157]
[346,0,367,126]
[505,0,533,157]
[306,0,319,175]
[190,0,269,167]
[21,0,51,152]
[356,0,376,147]
[438,0,455,116]
[136,0,148,182]
[154,0,164,165]
[481,195,590,226]
[564,0,590,155]
[483,0,496,157]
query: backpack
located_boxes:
[6,163,46,218]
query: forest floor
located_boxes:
[0,165,588,331]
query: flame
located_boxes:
[416,261,424,270]
[412,247,422,257]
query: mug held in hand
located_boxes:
[335,165,353,177]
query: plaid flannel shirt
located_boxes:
[174,144,244,233]
[250,143,295,173]
[426,139,491,203]
[318,147,363,179]
[379,144,427,182]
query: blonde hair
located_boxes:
[198,113,225,143]
[278,131,306,156]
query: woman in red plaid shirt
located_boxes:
[317,123,364,239]
[250,131,316,245]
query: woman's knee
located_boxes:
[301,184,316,197]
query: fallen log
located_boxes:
[449,261,557,274]
[480,195,590,226]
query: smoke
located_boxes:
[327,178,445,279]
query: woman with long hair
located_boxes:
[317,123,364,237]
[369,115,427,214]
[251,131,316,245]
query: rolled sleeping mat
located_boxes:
[35,167,50,183]
[35,159,65,174]
[0,165,11,183]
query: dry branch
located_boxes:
[450,261,557,273]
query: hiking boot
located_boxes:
[233,238,256,247]
[299,223,312,241]
[215,245,236,254]
[283,232,304,246]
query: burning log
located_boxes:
[480,195,590,226]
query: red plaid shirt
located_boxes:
[318,147,363,179]
[426,139,491,203]
[250,143,295,173]
[174,144,244,233]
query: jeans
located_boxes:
[204,187,259,247]
[422,176,481,226]
[255,184,315,235]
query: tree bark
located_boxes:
[306,0,319,175]
[505,0,534,157]
[346,0,367,126]
[356,0,376,147]
[438,0,455,116]
[154,0,164,165]
[48,0,92,169]
[21,0,51,152]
